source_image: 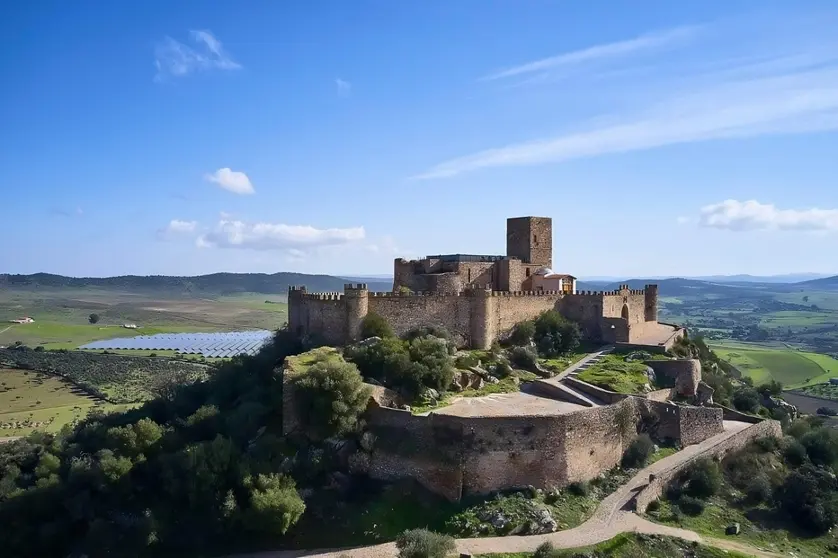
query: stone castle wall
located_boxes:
[288,284,661,350]
[359,396,721,501]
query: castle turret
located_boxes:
[506,216,553,267]
[287,285,307,335]
[644,284,658,322]
[344,283,369,342]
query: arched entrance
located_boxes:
[621,304,630,322]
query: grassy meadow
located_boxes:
[711,341,838,388]
[0,368,134,438]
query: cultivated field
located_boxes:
[0,288,287,349]
[711,342,838,388]
[0,368,132,438]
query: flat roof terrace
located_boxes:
[429,390,589,418]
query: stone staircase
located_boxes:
[528,346,615,406]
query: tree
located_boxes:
[291,360,372,440]
[680,458,721,499]
[88,313,100,324]
[508,320,536,346]
[532,311,581,357]
[800,427,838,467]
[241,474,306,536]
[757,380,783,397]
[396,528,455,558]
[778,465,838,534]
[360,312,394,339]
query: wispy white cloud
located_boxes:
[415,31,838,180]
[157,219,198,240]
[53,206,84,218]
[204,168,255,195]
[481,26,698,82]
[154,30,240,80]
[196,219,365,251]
[699,200,838,231]
[336,77,352,96]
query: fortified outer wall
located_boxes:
[634,419,782,513]
[288,284,659,349]
[360,395,722,501]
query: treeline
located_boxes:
[0,348,208,403]
[0,330,311,557]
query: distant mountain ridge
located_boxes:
[0,272,393,296]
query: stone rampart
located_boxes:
[645,359,701,397]
[359,391,723,501]
[634,419,782,513]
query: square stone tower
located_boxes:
[506,216,552,267]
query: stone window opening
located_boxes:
[525,268,531,277]
[533,234,538,245]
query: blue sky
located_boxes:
[3,0,838,278]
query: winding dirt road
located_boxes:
[230,420,784,558]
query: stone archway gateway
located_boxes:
[621,304,630,321]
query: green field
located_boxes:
[0,368,133,438]
[711,342,838,388]
[0,288,287,350]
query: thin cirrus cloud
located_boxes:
[480,25,699,82]
[413,18,838,180]
[335,77,351,96]
[154,30,240,80]
[204,168,255,195]
[196,219,366,251]
[699,200,838,232]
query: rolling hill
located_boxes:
[0,272,392,296]
[797,275,838,290]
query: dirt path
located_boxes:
[228,421,785,558]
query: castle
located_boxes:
[288,216,682,351]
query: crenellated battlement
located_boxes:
[301,292,344,301]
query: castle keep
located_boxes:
[288,216,680,350]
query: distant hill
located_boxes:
[796,275,838,290]
[0,272,393,296]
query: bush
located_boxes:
[241,473,306,536]
[622,434,655,469]
[291,360,372,440]
[567,481,590,497]
[532,311,581,357]
[757,380,783,397]
[403,325,453,348]
[360,312,394,340]
[800,427,838,467]
[817,406,838,417]
[732,386,760,414]
[786,418,812,439]
[405,336,456,393]
[782,437,808,467]
[745,474,773,504]
[509,346,538,370]
[88,313,100,324]
[753,436,779,453]
[395,528,455,558]
[680,458,721,499]
[777,464,838,534]
[677,495,706,516]
[508,320,536,346]
[534,541,560,558]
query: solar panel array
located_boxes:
[80,331,273,358]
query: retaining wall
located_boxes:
[634,419,783,513]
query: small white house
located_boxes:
[9,317,34,324]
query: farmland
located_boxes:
[0,368,133,437]
[711,342,838,388]
[0,287,288,350]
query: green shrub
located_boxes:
[753,436,779,453]
[677,495,706,516]
[782,437,808,467]
[534,541,560,558]
[405,336,456,393]
[508,320,536,346]
[732,386,760,414]
[241,473,306,536]
[532,311,581,357]
[745,474,773,504]
[403,325,453,347]
[567,481,590,497]
[510,346,538,370]
[291,360,372,440]
[622,434,655,469]
[679,457,721,499]
[800,427,838,467]
[786,418,812,439]
[360,312,394,339]
[777,464,838,534]
[395,528,455,558]
[346,337,411,386]
[757,380,783,397]
[491,360,514,379]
